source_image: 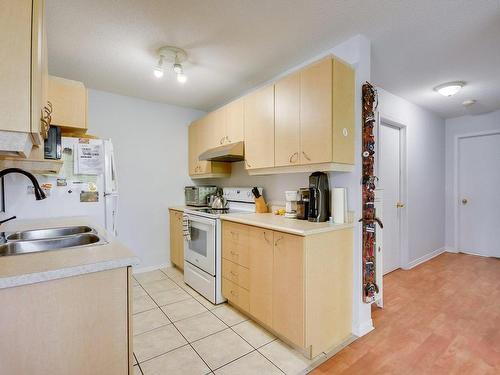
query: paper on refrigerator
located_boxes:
[74,140,104,175]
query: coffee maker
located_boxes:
[308,172,330,222]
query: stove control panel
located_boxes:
[223,187,263,203]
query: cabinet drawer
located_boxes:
[222,277,249,312]
[222,222,250,267]
[222,258,249,290]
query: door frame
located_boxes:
[376,113,409,270]
[453,129,500,254]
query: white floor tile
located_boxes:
[214,351,282,375]
[212,304,248,326]
[232,320,276,348]
[133,294,157,315]
[134,270,169,284]
[134,325,187,363]
[141,278,178,294]
[133,308,171,335]
[174,311,227,342]
[161,298,208,322]
[258,340,321,374]
[191,328,253,370]
[140,345,210,375]
[149,286,191,306]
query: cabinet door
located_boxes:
[197,115,214,174]
[248,227,273,326]
[225,98,244,143]
[48,76,87,130]
[0,0,32,134]
[212,108,227,147]
[30,0,45,145]
[274,72,300,167]
[273,232,304,347]
[332,58,355,164]
[175,212,184,269]
[169,211,180,267]
[300,58,332,164]
[244,85,275,169]
[188,121,200,175]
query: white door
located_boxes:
[458,133,500,257]
[379,123,402,274]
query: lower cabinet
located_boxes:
[0,267,133,374]
[221,221,353,358]
[169,209,184,270]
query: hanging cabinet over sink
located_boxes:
[0,0,49,149]
[187,55,354,178]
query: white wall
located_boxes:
[204,34,373,337]
[87,90,204,269]
[377,88,446,266]
[444,110,500,250]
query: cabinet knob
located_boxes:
[396,202,405,208]
[245,160,251,168]
[461,198,468,205]
[302,151,311,161]
[289,152,299,163]
[263,231,271,244]
[275,236,283,246]
[342,128,348,137]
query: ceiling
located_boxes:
[46,0,500,118]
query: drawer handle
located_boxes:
[302,151,311,161]
[230,290,238,297]
[230,231,239,239]
[230,271,239,277]
[289,152,299,163]
[275,236,283,246]
[263,232,271,244]
[230,251,238,256]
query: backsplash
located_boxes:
[200,161,350,213]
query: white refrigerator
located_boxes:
[3,137,119,236]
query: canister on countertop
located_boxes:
[296,188,309,220]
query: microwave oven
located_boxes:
[184,186,217,207]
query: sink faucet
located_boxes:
[0,168,47,201]
[0,168,47,243]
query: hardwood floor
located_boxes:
[313,252,500,375]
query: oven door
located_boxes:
[184,214,216,276]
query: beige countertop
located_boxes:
[220,213,354,236]
[0,216,139,289]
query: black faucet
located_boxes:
[0,168,47,201]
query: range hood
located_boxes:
[198,141,244,162]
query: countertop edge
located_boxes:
[219,215,355,236]
[0,256,140,290]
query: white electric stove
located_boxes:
[183,187,262,304]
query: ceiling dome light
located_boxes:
[177,72,187,83]
[173,63,183,74]
[433,81,465,97]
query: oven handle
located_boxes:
[184,213,217,226]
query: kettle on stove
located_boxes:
[211,188,227,209]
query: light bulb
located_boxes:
[153,66,164,78]
[173,63,183,74]
[177,73,187,83]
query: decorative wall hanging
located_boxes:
[360,82,383,303]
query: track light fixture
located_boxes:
[153,46,188,83]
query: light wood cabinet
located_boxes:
[221,221,353,358]
[0,0,47,145]
[188,117,231,178]
[0,267,132,374]
[169,209,184,270]
[275,72,300,167]
[273,232,305,346]
[244,85,275,169]
[48,76,88,132]
[225,98,244,143]
[300,58,333,164]
[248,226,273,326]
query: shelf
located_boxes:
[0,157,63,175]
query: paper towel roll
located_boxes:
[333,188,347,224]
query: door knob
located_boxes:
[396,202,405,208]
[461,198,468,205]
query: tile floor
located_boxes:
[132,267,329,375]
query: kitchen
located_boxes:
[1,1,499,375]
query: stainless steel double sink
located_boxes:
[0,225,108,257]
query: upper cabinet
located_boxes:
[0,0,48,147]
[187,55,354,178]
[273,57,355,171]
[48,76,88,132]
[244,85,275,170]
[188,117,231,179]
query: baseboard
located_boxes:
[352,319,374,337]
[132,262,170,274]
[403,247,446,270]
